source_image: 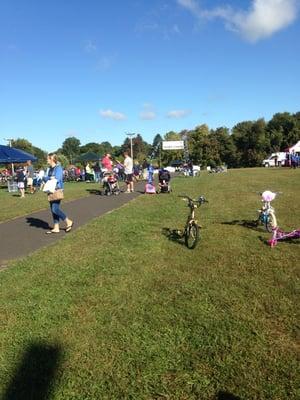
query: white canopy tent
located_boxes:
[287,140,300,153]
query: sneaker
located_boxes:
[125,190,130,193]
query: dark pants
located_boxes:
[50,200,67,224]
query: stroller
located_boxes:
[102,172,120,195]
[157,169,171,193]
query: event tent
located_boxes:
[287,140,300,153]
[0,145,37,163]
[77,152,101,162]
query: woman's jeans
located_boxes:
[50,200,67,224]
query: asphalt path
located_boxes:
[0,182,145,268]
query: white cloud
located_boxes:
[99,109,127,121]
[177,0,299,42]
[140,103,157,120]
[140,111,156,120]
[166,109,191,118]
[96,56,113,71]
[84,40,97,53]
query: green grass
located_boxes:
[0,181,108,223]
[0,168,299,399]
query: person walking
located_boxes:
[26,160,35,193]
[123,151,134,193]
[16,166,26,198]
[44,153,73,234]
[94,161,101,183]
[101,153,113,172]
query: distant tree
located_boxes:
[11,138,33,153]
[111,145,122,158]
[211,127,237,167]
[150,134,163,158]
[120,135,149,162]
[99,141,113,155]
[231,119,268,167]
[189,125,211,166]
[56,153,69,168]
[61,137,81,163]
[11,138,47,168]
[267,112,300,150]
[31,146,47,168]
[161,131,184,165]
[80,142,101,155]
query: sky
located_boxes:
[0,0,299,152]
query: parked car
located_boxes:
[262,152,287,167]
[164,166,176,173]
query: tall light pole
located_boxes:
[4,138,13,147]
[125,132,135,159]
[4,138,14,174]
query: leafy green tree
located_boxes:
[267,112,300,150]
[80,142,101,155]
[150,134,163,159]
[120,135,150,162]
[11,138,33,153]
[211,127,237,167]
[189,125,211,166]
[231,119,268,167]
[57,153,69,168]
[99,141,113,155]
[61,137,81,163]
[11,138,47,168]
[161,131,184,165]
[111,145,122,158]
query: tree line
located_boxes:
[10,111,300,169]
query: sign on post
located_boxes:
[162,140,184,150]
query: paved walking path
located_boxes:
[0,183,144,267]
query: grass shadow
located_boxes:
[162,227,185,246]
[222,219,262,231]
[258,234,300,246]
[86,189,101,195]
[216,391,241,400]
[26,217,50,230]
[3,341,62,400]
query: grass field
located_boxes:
[0,181,117,223]
[0,168,299,399]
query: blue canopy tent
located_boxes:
[0,145,37,163]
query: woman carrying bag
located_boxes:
[44,153,73,234]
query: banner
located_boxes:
[162,140,184,150]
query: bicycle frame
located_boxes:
[268,227,300,247]
[185,198,198,228]
[257,192,278,231]
[179,195,208,249]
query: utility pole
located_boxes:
[4,138,13,147]
[125,132,135,159]
[182,133,189,162]
[4,138,14,174]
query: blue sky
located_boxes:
[1,0,299,151]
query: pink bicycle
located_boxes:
[262,190,300,247]
[268,227,300,247]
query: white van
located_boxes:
[262,152,286,167]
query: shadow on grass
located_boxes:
[86,188,101,195]
[222,219,261,231]
[258,234,300,247]
[162,227,185,246]
[26,217,50,230]
[216,391,241,400]
[3,341,62,400]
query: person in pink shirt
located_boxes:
[101,153,113,171]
